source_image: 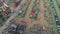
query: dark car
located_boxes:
[8,31,15,34]
[18,25,26,34]
[17,21,27,34]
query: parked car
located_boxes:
[57,25,60,32]
[2,6,11,16]
[58,29,60,32]
[18,10,26,17]
[13,0,22,8]
[17,21,27,34]
[18,25,26,33]
[30,9,39,19]
[13,1,20,8]
[8,30,18,34]
[55,17,59,21]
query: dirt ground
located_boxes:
[14,0,45,28]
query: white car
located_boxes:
[57,25,60,27]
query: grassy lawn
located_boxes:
[51,0,60,34]
[49,0,59,34]
[43,0,59,34]
[56,0,60,4]
[0,14,11,26]
[0,19,3,24]
[52,0,60,22]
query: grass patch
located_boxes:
[53,0,60,22]
[44,0,59,34]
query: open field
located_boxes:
[0,0,60,34]
[13,0,59,34]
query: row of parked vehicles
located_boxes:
[50,0,60,33]
[3,21,27,34]
[3,20,42,34]
[56,0,60,8]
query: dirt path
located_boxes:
[38,0,45,26]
